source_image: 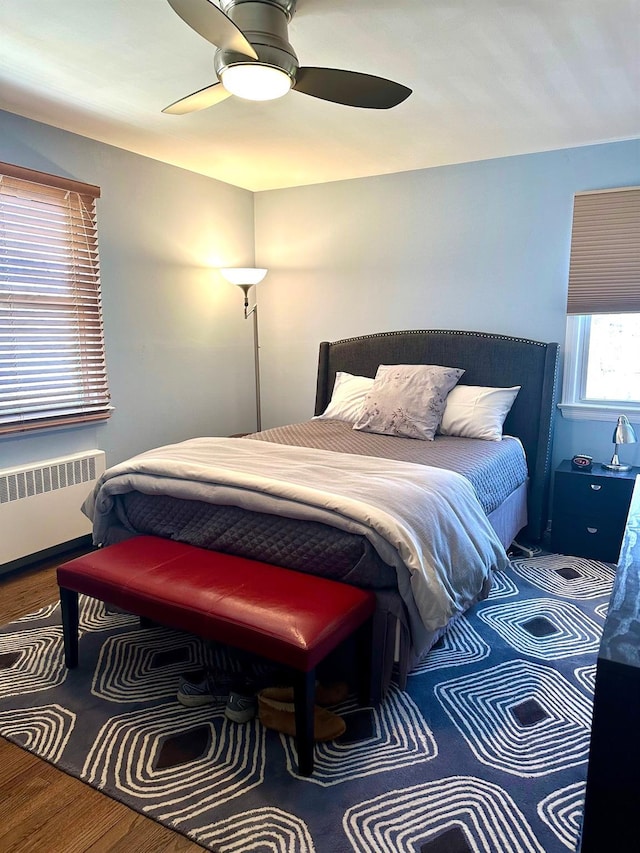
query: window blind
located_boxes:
[0,161,111,435]
[566,186,640,315]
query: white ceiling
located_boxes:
[0,0,638,192]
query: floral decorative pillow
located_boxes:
[315,372,374,422]
[352,364,464,440]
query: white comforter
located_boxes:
[83,437,509,645]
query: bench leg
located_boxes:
[59,587,79,669]
[356,615,376,706]
[293,669,316,776]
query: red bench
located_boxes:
[56,535,376,775]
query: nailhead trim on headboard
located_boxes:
[331,329,549,348]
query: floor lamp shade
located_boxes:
[219,268,268,432]
[220,268,267,286]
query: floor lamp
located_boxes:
[220,268,268,432]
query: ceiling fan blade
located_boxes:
[162,82,232,114]
[294,67,411,109]
[167,0,258,59]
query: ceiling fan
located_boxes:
[163,0,412,114]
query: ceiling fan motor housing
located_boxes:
[220,0,297,19]
[216,0,299,83]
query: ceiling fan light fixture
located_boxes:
[221,63,292,101]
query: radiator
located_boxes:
[0,450,106,565]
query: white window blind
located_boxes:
[0,161,111,435]
[566,186,640,315]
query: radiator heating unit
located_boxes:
[0,450,106,565]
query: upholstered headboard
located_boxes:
[314,329,559,541]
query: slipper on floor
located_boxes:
[316,681,349,706]
[258,688,346,741]
[257,681,349,707]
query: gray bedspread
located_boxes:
[83,435,513,653]
[83,422,525,651]
[250,419,527,514]
[94,423,526,594]
[114,493,400,589]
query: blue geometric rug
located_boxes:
[0,551,614,853]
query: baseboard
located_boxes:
[0,535,93,578]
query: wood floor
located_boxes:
[0,551,208,853]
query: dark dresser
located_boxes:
[551,459,639,563]
[579,474,640,850]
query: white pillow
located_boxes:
[439,385,521,441]
[352,364,464,441]
[316,371,374,422]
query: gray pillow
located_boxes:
[352,363,464,440]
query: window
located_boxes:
[0,161,111,435]
[560,187,640,421]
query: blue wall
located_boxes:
[2,106,639,508]
[255,139,640,471]
[0,110,257,472]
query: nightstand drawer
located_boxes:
[551,513,625,563]
[554,471,635,520]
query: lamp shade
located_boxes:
[613,414,637,445]
[220,268,268,286]
[602,414,638,471]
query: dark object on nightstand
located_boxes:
[550,459,639,562]
[571,453,593,471]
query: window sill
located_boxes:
[0,410,113,437]
[558,402,640,422]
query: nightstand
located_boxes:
[550,459,640,563]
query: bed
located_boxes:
[83,329,559,696]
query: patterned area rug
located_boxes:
[0,552,614,853]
